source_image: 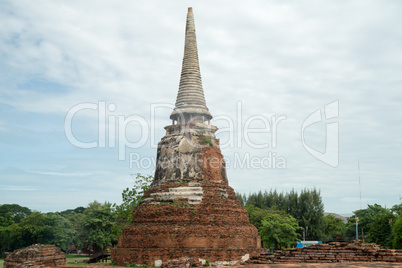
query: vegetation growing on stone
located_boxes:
[199,134,213,146]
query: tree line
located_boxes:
[237,190,402,250]
[0,174,152,257]
[1,175,401,256]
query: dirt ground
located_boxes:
[65,262,402,268]
[239,263,402,268]
[69,261,402,268]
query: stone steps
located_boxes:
[147,186,204,205]
[169,187,203,192]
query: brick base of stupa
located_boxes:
[112,248,262,266]
[112,143,263,266]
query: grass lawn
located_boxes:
[0,255,112,267]
[65,254,90,266]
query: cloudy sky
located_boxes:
[1,0,401,215]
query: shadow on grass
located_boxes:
[65,254,113,266]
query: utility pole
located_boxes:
[355,216,359,242]
[306,226,308,240]
[358,160,362,209]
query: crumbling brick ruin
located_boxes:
[111,7,262,266]
[246,242,402,264]
[4,244,66,268]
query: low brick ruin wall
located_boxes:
[247,242,402,264]
[4,244,66,268]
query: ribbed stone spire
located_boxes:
[170,7,212,122]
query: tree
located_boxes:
[7,212,74,251]
[236,193,247,207]
[57,206,85,251]
[245,190,265,209]
[113,174,153,229]
[241,188,325,240]
[0,222,23,254]
[66,212,85,251]
[0,212,15,227]
[260,209,301,250]
[0,204,32,254]
[18,212,46,247]
[367,212,394,247]
[391,203,402,216]
[43,213,75,251]
[59,206,85,217]
[0,204,31,223]
[245,205,269,230]
[296,189,324,240]
[346,204,389,241]
[323,214,346,242]
[393,215,402,249]
[80,201,118,253]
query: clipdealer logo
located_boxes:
[301,100,339,167]
[64,100,339,169]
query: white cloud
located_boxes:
[0,0,401,213]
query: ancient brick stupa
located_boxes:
[111,8,262,266]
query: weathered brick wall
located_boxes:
[4,244,66,268]
[112,144,263,266]
[113,248,263,266]
[247,242,402,264]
